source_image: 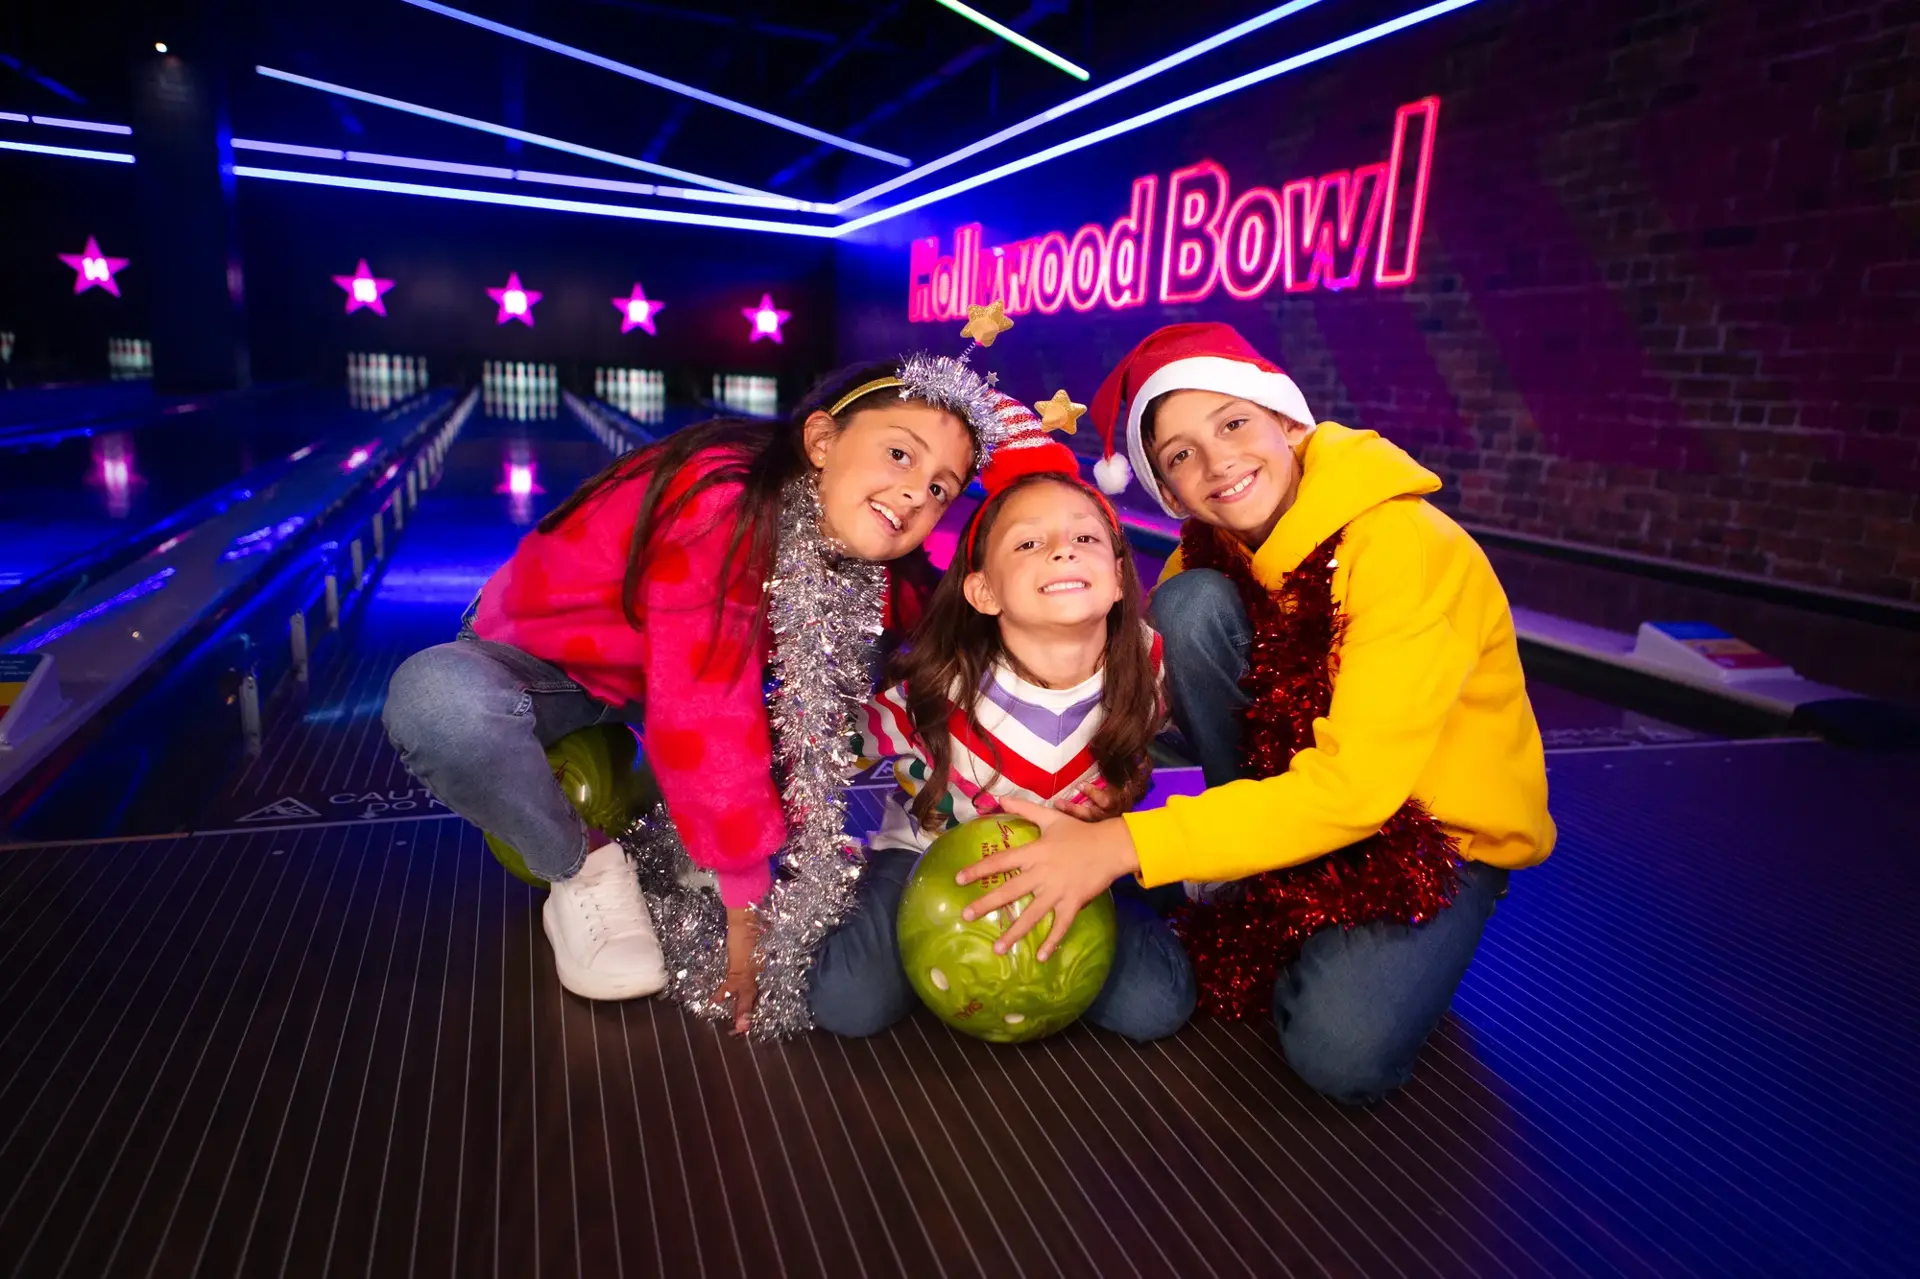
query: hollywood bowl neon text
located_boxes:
[907,96,1439,321]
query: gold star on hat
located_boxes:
[960,299,1014,348]
[1034,389,1085,435]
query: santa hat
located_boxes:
[965,391,1120,565]
[1087,323,1314,517]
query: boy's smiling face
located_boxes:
[1146,390,1314,547]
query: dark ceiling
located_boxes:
[2,0,1261,202]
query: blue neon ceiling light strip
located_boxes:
[229,135,833,212]
[254,65,780,198]
[218,0,1474,236]
[931,0,1090,80]
[30,114,132,135]
[837,0,1482,234]
[348,150,514,179]
[231,165,839,237]
[231,138,344,159]
[513,169,835,213]
[0,138,133,162]
[0,111,29,122]
[399,0,911,167]
[831,0,1325,211]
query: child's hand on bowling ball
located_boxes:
[715,906,762,1035]
[956,797,1141,962]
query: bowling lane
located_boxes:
[0,389,386,633]
[209,399,625,825]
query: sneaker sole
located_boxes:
[541,899,669,1001]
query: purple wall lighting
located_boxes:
[499,459,541,498]
[487,272,541,326]
[59,236,128,296]
[221,515,309,562]
[742,293,789,344]
[19,567,175,653]
[333,259,395,316]
[612,282,662,335]
[91,431,136,519]
[500,444,542,525]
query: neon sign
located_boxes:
[907,96,1438,321]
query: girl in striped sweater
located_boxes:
[808,395,1196,1042]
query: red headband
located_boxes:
[962,397,1122,565]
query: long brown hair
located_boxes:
[892,474,1159,829]
[537,360,945,664]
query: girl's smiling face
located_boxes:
[962,480,1123,632]
[806,402,972,561]
[1147,390,1313,547]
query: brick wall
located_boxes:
[1288,0,1920,601]
[837,0,1920,602]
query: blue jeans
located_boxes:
[383,632,628,881]
[1153,567,1510,1105]
[810,847,1197,1042]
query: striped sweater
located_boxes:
[858,634,1164,853]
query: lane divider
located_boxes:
[269,388,476,728]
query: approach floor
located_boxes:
[4,741,1914,1277]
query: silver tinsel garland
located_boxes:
[625,473,886,1037]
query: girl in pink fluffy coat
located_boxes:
[384,359,989,1030]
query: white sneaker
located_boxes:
[543,842,668,1000]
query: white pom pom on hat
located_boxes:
[1092,452,1133,495]
[1087,323,1314,518]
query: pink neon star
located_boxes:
[742,292,790,344]
[487,272,542,327]
[58,236,129,297]
[332,259,395,316]
[612,282,663,335]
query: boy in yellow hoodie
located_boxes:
[961,323,1554,1104]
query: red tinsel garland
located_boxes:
[1171,524,1463,1020]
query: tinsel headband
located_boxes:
[829,300,1023,470]
[827,376,905,418]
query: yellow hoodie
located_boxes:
[1124,422,1555,888]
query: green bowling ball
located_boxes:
[483,830,548,888]
[483,723,660,888]
[896,814,1117,1044]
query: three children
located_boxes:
[389,321,1552,1102]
